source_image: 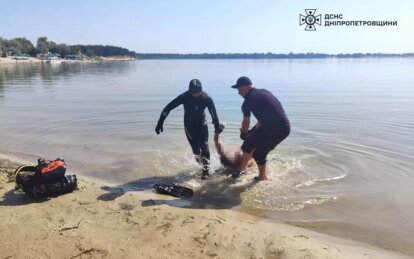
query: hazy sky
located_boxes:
[1,0,413,53]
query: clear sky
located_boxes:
[1,0,413,53]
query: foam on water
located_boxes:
[148,148,344,212]
[239,154,343,212]
[295,174,346,188]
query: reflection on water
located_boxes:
[0,59,414,255]
[0,61,133,85]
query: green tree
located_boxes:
[47,40,57,53]
[49,43,71,58]
[10,37,35,55]
[0,38,4,54]
[36,36,49,54]
[57,44,71,57]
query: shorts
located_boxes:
[241,126,289,165]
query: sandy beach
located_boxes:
[0,57,42,64]
[0,156,410,259]
[0,56,135,65]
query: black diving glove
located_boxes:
[155,122,164,135]
[214,125,223,134]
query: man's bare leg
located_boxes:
[231,151,253,178]
[240,152,253,171]
[257,164,268,180]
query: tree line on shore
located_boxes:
[136,52,414,59]
[0,36,136,58]
[1,36,413,60]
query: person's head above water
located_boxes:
[189,79,203,98]
[231,76,252,98]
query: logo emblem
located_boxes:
[299,9,321,31]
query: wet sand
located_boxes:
[0,156,410,259]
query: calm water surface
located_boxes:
[0,59,413,255]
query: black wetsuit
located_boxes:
[241,88,290,165]
[157,91,220,172]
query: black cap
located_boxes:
[231,76,252,89]
[189,79,202,93]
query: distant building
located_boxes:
[1,51,13,57]
[40,52,61,58]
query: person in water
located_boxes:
[231,76,290,181]
[155,79,221,179]
[214,124,255,170]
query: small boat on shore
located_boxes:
[46,58,62,64]
[40,52,62,64]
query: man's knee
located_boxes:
[253,152,267,165]
[241,128,263,153]
[200,143,210,159]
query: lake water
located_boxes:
[0,59,413,255]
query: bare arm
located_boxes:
[214,133,224,155]
[241,101,251,134]
[214,123,225,155]
[241,116,250,133]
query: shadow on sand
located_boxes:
[97,170,257,210]
[0,189,48,206]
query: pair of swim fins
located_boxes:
[153,183,193,199]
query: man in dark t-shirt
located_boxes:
[231,76,290,180]
[155,79,222,179]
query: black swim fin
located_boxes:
[153,183,193,199]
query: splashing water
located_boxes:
[239,153,345,212]
[149,149,345,212]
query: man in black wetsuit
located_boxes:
[231,76,290,181]
[155,79,221,179]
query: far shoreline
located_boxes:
[0,56,136,65]
[2,56,413,66]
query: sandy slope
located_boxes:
[0,157,410,259]
[0,57,41,64]
[0,56,135,65]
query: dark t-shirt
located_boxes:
[242,88,290,133]
[159,91,219,128]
